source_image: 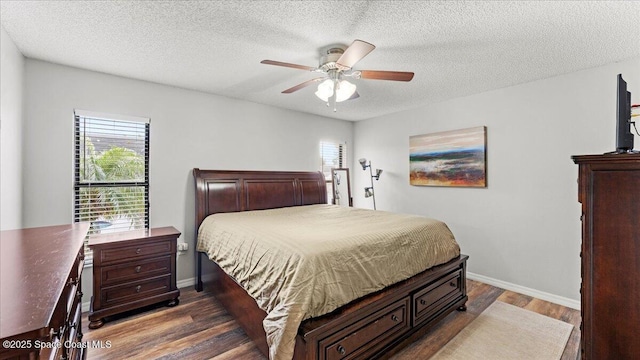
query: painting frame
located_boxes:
[410,126,487,187]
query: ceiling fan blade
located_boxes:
[336,40,375,70]
[360,70,414,82]
[260,60,315,71]
[282,77,325,93]
[347,91,360,100]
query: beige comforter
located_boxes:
[197,204,460,360]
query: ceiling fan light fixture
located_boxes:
[336,80,356,102]
[315,79,334,102]
[262,39,413,111]
[314,79,356,103]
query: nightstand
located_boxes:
[88,226,181,329]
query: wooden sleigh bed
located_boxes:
[193,169,468,360]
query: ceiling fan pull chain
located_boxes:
[333,79,338,112]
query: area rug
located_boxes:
[430,301,574,360]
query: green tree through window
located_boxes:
[74,113,149,236]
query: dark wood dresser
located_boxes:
[0,223,89,360]
[572,153,640,360]
[88,227,180,329]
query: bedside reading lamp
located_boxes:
[359,158,382,210]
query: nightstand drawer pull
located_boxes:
[136,285,142,293]
[135,266,142,273]
[450,281,457,287]
[420,299,426,305]
[135,248,142,254]
[337,345,346,355]
[391,314,399,322]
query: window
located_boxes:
[74,111,149,238]
[320,141,346,203]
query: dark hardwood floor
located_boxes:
[82,280,580,360]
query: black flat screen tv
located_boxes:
[616,74,634,153]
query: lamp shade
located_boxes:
[364,187,374,198]
[315,79,334,102]
[335,80,356,102]
[358,158,368,170]
[315,80,357,103]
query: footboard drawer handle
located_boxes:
[136,285,142,293]
[420,299,426,305]
[391,314,399,322]
[337,345,346,355]
[135,248,142,254]
[135,266,142,273]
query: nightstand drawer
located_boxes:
[100,239,172,264]
[101,255,172,285]
[102,275,171,306]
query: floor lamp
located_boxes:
[358,158,382,210]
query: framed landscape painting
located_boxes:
[410,126,487,187]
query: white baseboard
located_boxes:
[467,272,580,310]
[177,277,196,289]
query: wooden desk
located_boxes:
[0,223,89,360]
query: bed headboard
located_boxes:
[193,168,327,229]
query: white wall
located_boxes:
[23,60,353,289]
[353,58,640,305]
[17,52,640,307]
[0,25,24,230]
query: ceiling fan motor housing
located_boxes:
[319,47,346,72]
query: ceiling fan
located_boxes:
[261,39,414,111]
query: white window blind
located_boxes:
[74,112,150,237]
[320,141,346,180]
[320,141,346,203]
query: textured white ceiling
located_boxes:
[1,1,639,121]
